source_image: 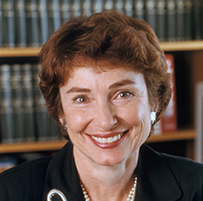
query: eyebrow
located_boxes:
[66,87,91,94]
[109,79,135,89]
[66,79,135,94]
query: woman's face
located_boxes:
[59,62,152,166]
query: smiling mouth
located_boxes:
[90,131,128,144]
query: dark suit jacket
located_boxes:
[0,141,202,201]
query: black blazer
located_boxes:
[0,141,202,201]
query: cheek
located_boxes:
[121,101,150,127]
[65,109,91,133]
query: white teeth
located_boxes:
[91,133,123,144]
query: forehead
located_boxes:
[63,59,141,82]
[62,63,146,92]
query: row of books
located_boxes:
[0,63,62,144]
[0,0,202,48]
[0,54,176,144]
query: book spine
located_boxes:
[15,0,26,47]
[192,0,202,40]
[156,0,166,42]
[10,64,24,142]
[0,0,3,47]
[21,63,36,142]
[91,0,103,14]
[161,54,177,133]
[25,0,39,47]
[38,0,49,45]
[176,0,184,41]
[134,0,144,19]
[114,0,124,14]
[48,0,61,36]
[145,0,156,31]
[73,0,81,17]
[184,0,192,40]
[166,0,176,41]
[196,83,203,163]
[0,64,14,143]
[33,64,50,141]
[60,0,71,24]
[81,0,91,17]
[2,0,15,47]
[103,0,114,11]
[124,0,133,17]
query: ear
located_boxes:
[58,113,65,125]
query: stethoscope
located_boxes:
[47,189,68,201]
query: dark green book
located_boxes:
[72,0,81,18]
[114,0,124,14]
[38,0,49,45]
[47,0,61,37]
[0,0,3,47]
[134,0,144,19]
[145,0,156,32]
[10,64,24,142]
[103,0,113,11]
[166,0,176,41]
[91,0,103,14]
[33,64,50,141]
[21,63,36,142]
[156,0,166,42]
[15,0,26,47]
[0,64,15,144]
[25,0,39,47]
[81,0,91,17]
[60,0,71,24]
[124,0,133,17]
[2,0,15,47]
[192,0,202,40]
[184,0,192,40]
[176,0,184,41]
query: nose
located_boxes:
[93,101,118,131]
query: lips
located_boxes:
[88,131,128,149]
[91,133,123,144]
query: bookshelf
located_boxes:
[1,41,203,58]
[0,130,195,154]
[0,41,203,160]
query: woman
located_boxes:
[0,10,203,201]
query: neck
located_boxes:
[73,147,139,201]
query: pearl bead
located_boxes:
[80,176,137,201]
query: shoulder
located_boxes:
[160,152,203,199]
[0,156,52,201]
[138,144,203,200]
[160,152,203,180]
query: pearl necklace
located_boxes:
[80,176,137,201]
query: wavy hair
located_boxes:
[39,10,171,138]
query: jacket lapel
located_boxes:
[43,141,84,201]
[135,144,182,201]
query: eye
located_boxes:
[73,95,88,104]
[117,91,133,99]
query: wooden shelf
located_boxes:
[0,140,67,154]
[160,40,203,52]
[0,47,41,57]
[0,130,195,154]
[1,41,203,57]
[147,130,195,143]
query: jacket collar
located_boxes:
[43,141,84,201]
[43,142,182,201]
[135,144,182,201]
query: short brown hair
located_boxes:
[39,10,171,137]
